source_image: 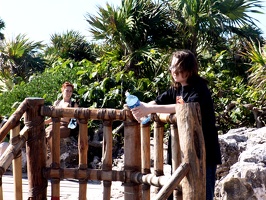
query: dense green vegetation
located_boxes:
[0,0,265,133]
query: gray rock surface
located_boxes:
[215,127,266,200]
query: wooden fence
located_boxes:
[0,97,206,200]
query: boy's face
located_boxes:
[170,57,188,85]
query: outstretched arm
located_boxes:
[131,101,176,122]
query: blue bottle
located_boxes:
[125,92,151,124]
[68,118,77,129]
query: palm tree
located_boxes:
[0,34,46,88]
[166,0,264,55]
[44,30,96,63]
[86,0,177,77]
[86,0,265,78]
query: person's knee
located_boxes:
[45,126,53,138]
[59,127,70,138]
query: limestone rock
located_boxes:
[215,127,266,200]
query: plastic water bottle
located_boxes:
[125,92,151,124]
[68,118,77,129]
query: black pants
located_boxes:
[167,135,217,200]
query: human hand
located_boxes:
[131,102,150,123]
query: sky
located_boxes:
[0,0,121,44]
[0,0,266,45]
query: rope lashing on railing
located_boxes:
[24,116,45,143]
[74,107,90,119]
[97,109,107,120]
[24,116,44,129]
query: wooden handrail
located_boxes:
[0,99,29,143]
[0,98,205,200]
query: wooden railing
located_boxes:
[0,97,205,200]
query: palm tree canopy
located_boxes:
[86,0,177,77]
[86,0,177,54]
[45,30,96,62]
[166,0,264,54]
[0,34,46,84]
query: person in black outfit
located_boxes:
[131,50,222,200]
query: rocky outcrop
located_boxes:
[215,127,266,200]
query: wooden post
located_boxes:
[24,97,47,200]
[0,177,2,200]
[153,121,164,194]
[123,106,141,200]
[50,117,61,200]
[170,124,182,200]
[10,124,23,200]
[141,123,151,200]
[78,119,88,200]
[102,120,113,199]
[175,103,206,200]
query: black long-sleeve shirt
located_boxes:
[155,77,222,165]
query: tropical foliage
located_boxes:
[0,0,265,132]
[165,0,264,53]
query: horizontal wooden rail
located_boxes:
[0,99,29,143]
[44,168,184,188]
[44,168,125,182]
[132,162,189,188]
[41,106,177,124]
[41,106,126,121]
